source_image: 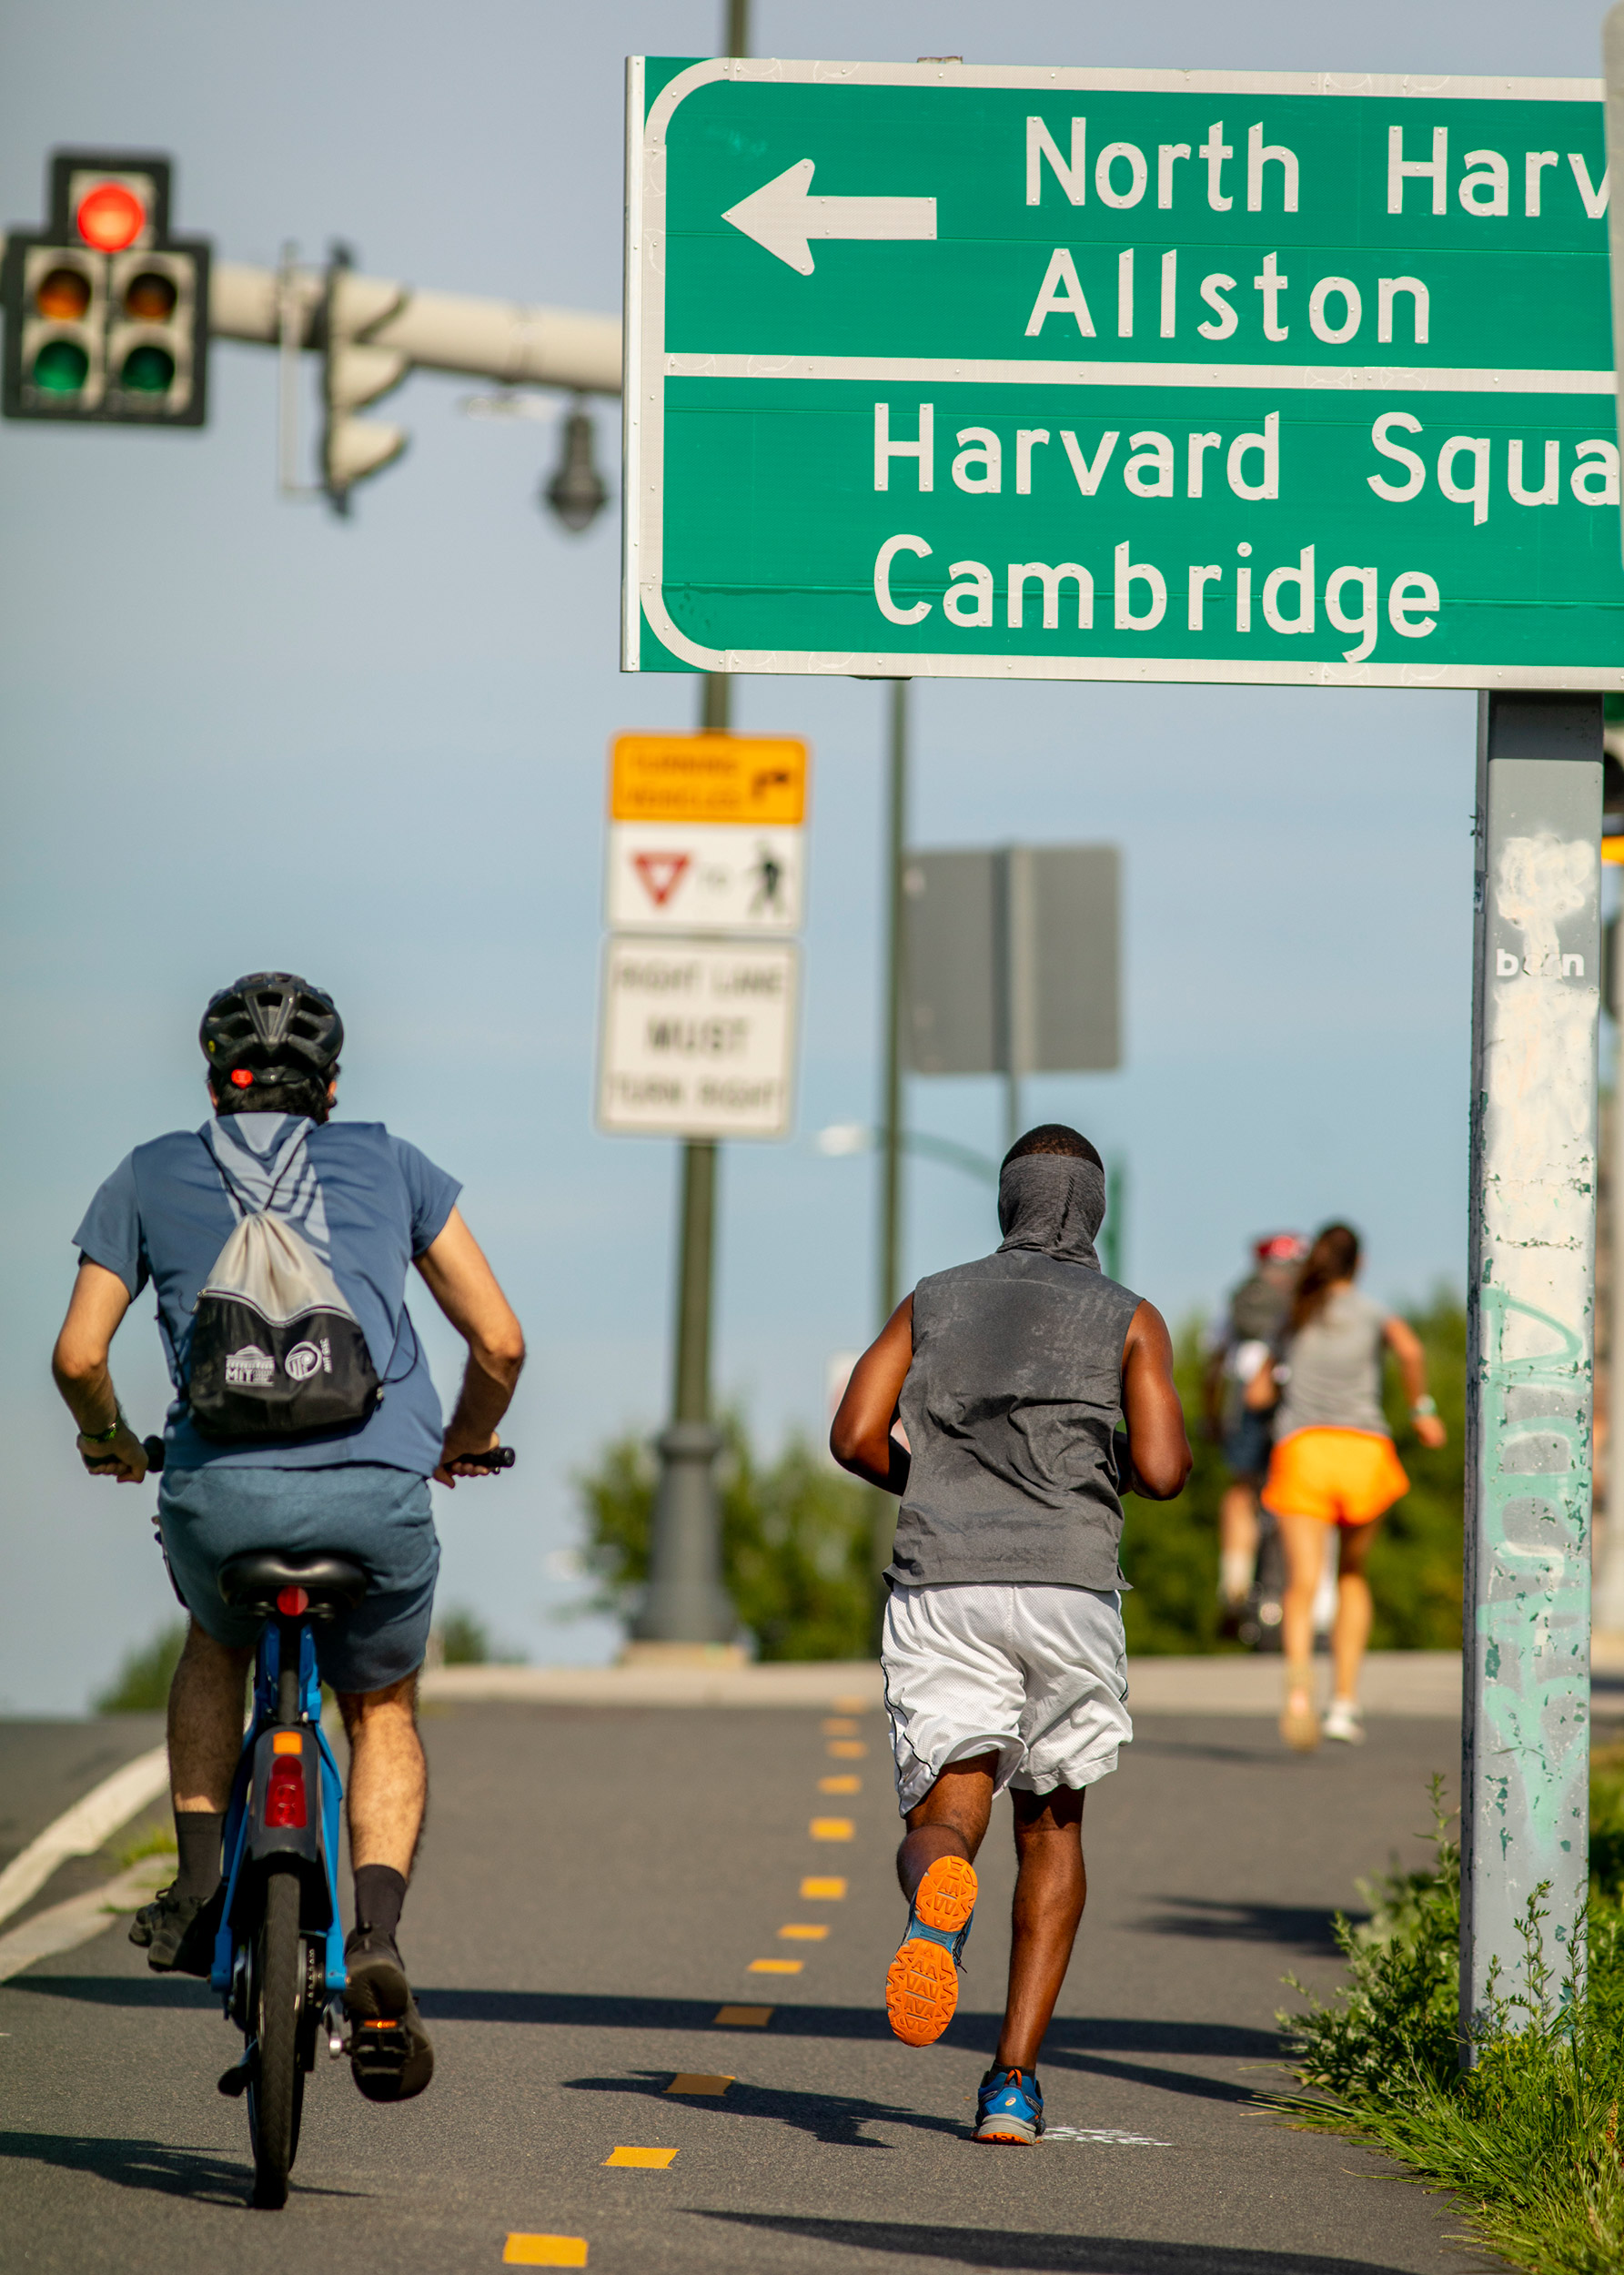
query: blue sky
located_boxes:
[2,0,1614,1711]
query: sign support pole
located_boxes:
[1461,692,1600,2058]
[630,667,738,1652]
[871,678,910,1618]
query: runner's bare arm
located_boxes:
[830,1295,914,1492]
[1383,1314,1447,1448]
[52,1259,149,1481]
[1119,1299,1193,1500]
[413,1208,527,1484]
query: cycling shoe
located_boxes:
[974,2065,1044,2145]
[343,1926,434,2102]
[128,1883,222,1977]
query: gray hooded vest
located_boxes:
[885,1153,1142,1592]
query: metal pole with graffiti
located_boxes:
[1461,692,1601,2057]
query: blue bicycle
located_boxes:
[155,1445,515,2209]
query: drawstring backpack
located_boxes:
[185,1129,383,1441]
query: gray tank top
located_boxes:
[1274,1286,1390,1439]
[886,1248,1143,1592]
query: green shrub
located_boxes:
[1280,1783,1624,2275]
[437,1608,491,1665]
[577,1413,873,1661]
[95,1621,186,1714]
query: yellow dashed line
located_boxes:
[714,2004,772,2027]
[819,1774,860,1794]
[801,1876,846,1900]
[827,1739,867,1758]
[504,2238,587,2266]
[602,2147,677,2169]
[822,1717,859,1736]
[832,1695,869,1713]
[778,1923,828,1941]
[811,1816,854,1841]
[748,1956,802,1974]
[666,2073,733,2095]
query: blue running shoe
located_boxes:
[974,2065,1044,2144]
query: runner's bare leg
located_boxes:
[995,1785,1086,2072]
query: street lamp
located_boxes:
[542,399,608,532]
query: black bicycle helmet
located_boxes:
[200,972,343,1099]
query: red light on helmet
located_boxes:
[76,181,146,253]
[229,1067,255,1088]
[276,1586,308,1615]
[265,1754,308,1829]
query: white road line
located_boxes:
[0,1744,168,1930]
[0,1857,170,1985]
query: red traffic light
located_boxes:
[76,180,146,253]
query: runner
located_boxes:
[831,1124,1190,2145]
[1246,1222,1446,1750]
[1204,1235,1306,1630]
[50,972,525,2101]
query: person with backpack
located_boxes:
[1245,1221,1446,1750]
[831,1125,1190,2145]
[50,973,525,2103]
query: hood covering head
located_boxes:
[996,1151,1106,1270]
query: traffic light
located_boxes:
[320,244,408,514]
[2,150,209,425]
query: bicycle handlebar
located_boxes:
[138,1437,515,1473]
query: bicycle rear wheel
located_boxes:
[247,1861,306,2209]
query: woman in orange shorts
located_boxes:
[1246,1223,1446,1750]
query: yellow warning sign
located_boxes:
[610,733,807,825]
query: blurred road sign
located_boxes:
[626,59,1623,688]
[610,732,807,824]
[608,821,803,932]
[904,844,1120,1077]
[2,148,209,425]
[597,936,800,1138]
[606,730,809,936]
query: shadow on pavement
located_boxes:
[563,2071,963,2148]
[1041,2048,1267,2105]
[1129,1898,1356,1954]
[0,2128,366,2208]
[5,1975,214,2009]
[691,2211,1420,2275]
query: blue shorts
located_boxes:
[157,1462,439,1695]
[1223,1409,1275,1485]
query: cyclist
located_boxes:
[1203,1235,1306,1627]
[831,1125,1190,2145]
[50,973,524,2103]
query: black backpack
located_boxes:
[185,1132,382,1442]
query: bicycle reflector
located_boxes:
[276,1586,308,1615]
[265,1754,308,1830]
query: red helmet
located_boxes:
[1255,1233,1307,1264]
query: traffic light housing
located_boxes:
[320,245,408,513]
[2,149,209,425]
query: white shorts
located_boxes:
[882,1581,1132,1815]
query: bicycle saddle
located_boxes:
[217,1550,368,1619]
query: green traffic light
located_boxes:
[119,343,175,394]
[31,338,89,395]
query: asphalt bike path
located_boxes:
[0,1702,1492,2274]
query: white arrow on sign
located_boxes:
[721,159,936,276]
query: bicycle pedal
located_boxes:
[217,2049,256,2098]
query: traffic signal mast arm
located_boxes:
[208,258,620,392]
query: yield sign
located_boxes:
[632,851,691,906]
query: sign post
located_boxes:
[1463,693,1599,2046]
[598,723,809,1653]
[626,60,1623,691]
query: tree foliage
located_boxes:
[576,1412,874,1662]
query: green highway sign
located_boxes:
[624,58,1624,690]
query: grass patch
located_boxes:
[1278,1780,1624,2273]
[112,1822,177,1871]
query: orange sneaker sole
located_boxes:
[885,1855,977,2048]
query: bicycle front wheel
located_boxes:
[247,1861,305,2209]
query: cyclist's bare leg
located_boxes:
[338,1674,427,1874]
[168,1618,253,1812]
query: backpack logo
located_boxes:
[283,1338,331,1382]
[225,1344,277,1388]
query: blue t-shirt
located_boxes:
[73,1112,461,1475]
